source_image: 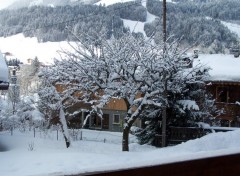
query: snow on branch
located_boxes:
[177,100,199,111]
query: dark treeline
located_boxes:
[0,3,147,42]
[0,0,239,53]
[108,1,147,22]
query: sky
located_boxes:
[1,128,240,176]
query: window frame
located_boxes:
[216,86,229,103]
[113,114,120,124]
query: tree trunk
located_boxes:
[162,76,168,147]
[161,106,167,147]
[122,126,130,151]
[60,124,70,148]
[59,107,71,148]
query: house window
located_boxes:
[113,114,120,124]
[91,114,102,128]
[217,87,228,103]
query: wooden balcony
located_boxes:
[215,102,240,122]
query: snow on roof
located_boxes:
[0,51,9,82]
[194,54,240,82]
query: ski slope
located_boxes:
[221,21,240,39]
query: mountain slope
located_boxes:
[0,34,71,64]
[0,0,239,54]
[0,0,96,9]
[0,0,18,10]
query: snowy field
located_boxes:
[0,0,17,10]
[1,129,240,176]
[221,21,240,39]
[0,34,73,64]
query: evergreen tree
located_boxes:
[136,57,218,145]
[30,57,40,76]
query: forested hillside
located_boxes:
[146,0,239,53]
[0,0,239,53]
[0,5,125,42]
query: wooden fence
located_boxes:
[154,126,232,147]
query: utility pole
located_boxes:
[161,0,167,148]
[163,0,167,43]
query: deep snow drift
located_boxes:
[1,128,240,176]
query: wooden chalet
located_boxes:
[55,84,141,132]
[196,54,240,127]
[55,53,240,131]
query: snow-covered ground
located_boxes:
[0,34,72,64]
[221,21,240,39]
[122,1,157,36]
[0,0,18,10]
[1,128,240,176]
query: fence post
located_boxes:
[57,129,58,141]
[11,126,13,136]
[34,127,36,138]
[80,130,82,140]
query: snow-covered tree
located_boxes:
[40,32,210,151]
[16,57,41,97]
[8,71,20,115]
[0,93,44,132]
[30,57,40,76]
[136,80,217,145]
[15,96,44,132]
[38,72,70,148]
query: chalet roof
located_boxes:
[194,54,240,82]
[0,51,9,82]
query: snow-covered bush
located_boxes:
[0,94,44,132]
